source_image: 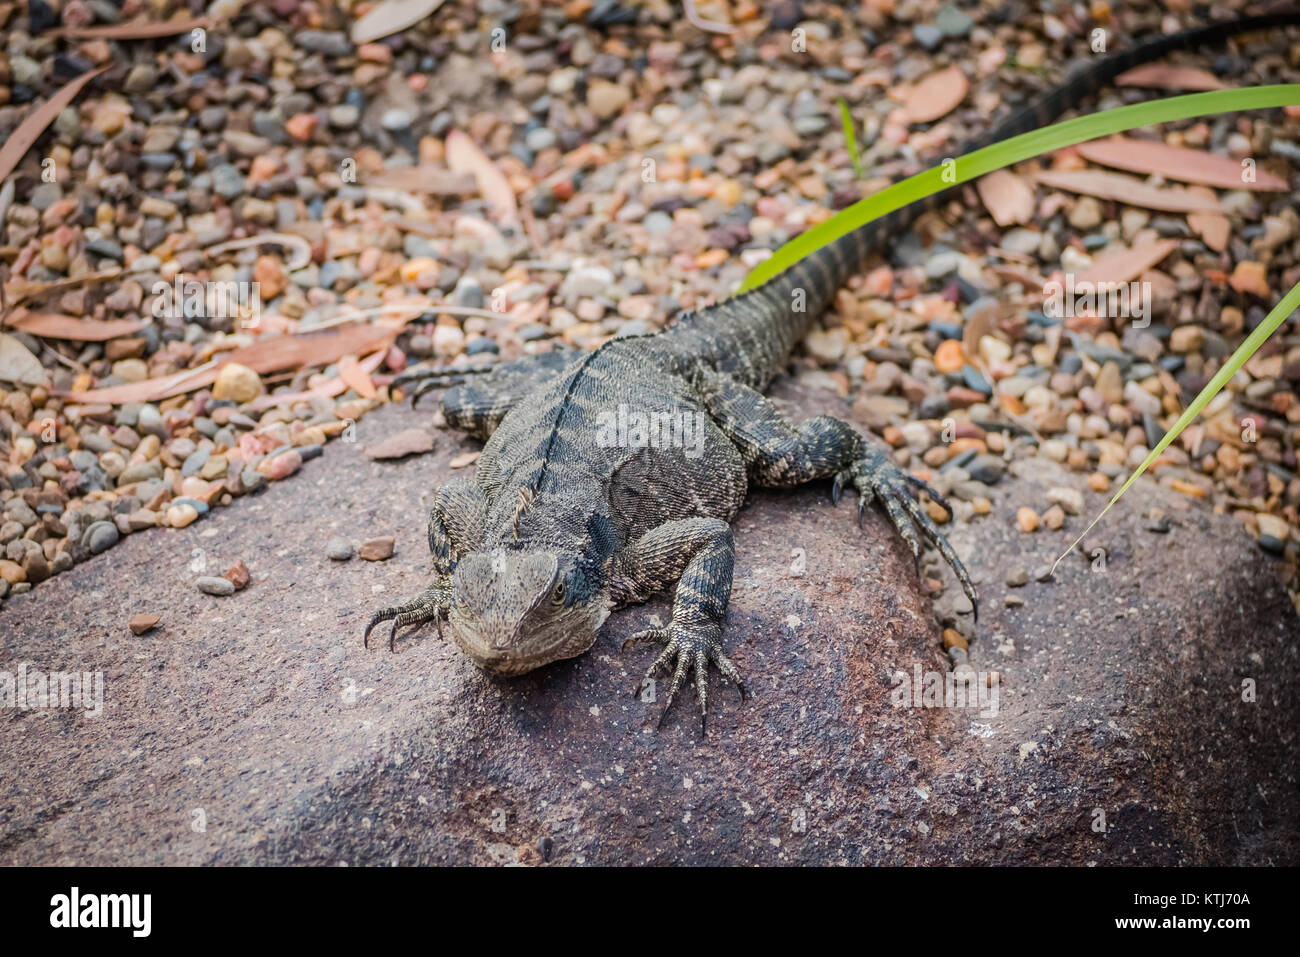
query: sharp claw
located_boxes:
[857,498,866,528]
[832,472,844,505]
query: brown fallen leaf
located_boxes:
[6,312,145,341]
[1076,136,1287,191]
[446,129,519,225]
[51,16,210,39]
[976,169,1035,226]
[366,166,477,194]
[338,353,377,399]
[1187,211,1230,252]
[0,67,108,186]
[366,428,436,460]
[61,323,401,404]
[247,349,387,411]
[1076,239,1178,287]
[1116,64,1226,91]
[351,0,447,43]
[1033,169,1223,213]
[901,65,968,124]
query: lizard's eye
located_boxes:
[551,581,566,605]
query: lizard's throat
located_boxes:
[447,594,611,676]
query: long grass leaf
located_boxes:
[740,85,1300,292]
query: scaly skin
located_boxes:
[364,12,1300,731]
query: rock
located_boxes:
[257,450,302,481]
[213,363,264,403]
[0,334,49,387]
[240,470,268,494]
[167,504,200,528]
[129,613,160,636]
[326,539,354,561]
[587,81,630,119]
[84,521,120,554]
[366,429,435,460]
[196,576,236,596]
[223,560,251,591]
[1016,507,1040,533]
[1067,197,1103,230]
[967,455,1006,485]
[358,537,395,561]
[1,385,1298,866]
[1046,486,1084,516]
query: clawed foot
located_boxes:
[833,444,979,619]
[391,363,496,407]
[363,585,447,651]
[624,621,746,733]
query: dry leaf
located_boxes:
[1077,239,1178,287]
[366,428,435,460]
[248,350,387,411]
[902,65,968,124]
[52,16,209,39]
[976,169,1035,226]
[61,323,401,404]
[338,353,377,399]
[0,67,107,186]
[352,0,447,44]
[1116,64,1226,91]
[446,130,519,225]
[1034,169,1223,213]
[205,233,312,271]
[1187,211,1230,252]
[1076,137,1287,191]
[366,166,477,194]
[6,312,144,341]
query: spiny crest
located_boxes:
[512,485,535,539]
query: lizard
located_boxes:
[363,10,1300,730]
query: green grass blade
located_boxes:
[1052,279,1300,573]
[739,85,1300,292]
[838,97,864,179]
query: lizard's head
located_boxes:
[447,547,610,675]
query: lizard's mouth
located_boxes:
[447,602,610,676]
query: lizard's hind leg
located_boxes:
[363,478,487,650]
[396,348,579,438]
[698,370,977,618]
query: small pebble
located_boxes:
[129,613,161,635]
[359,537,395,561]
[196,576,236,596]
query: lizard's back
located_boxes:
[476,336,748,549]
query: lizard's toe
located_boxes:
[626,621,745,734]
[848,445,978,621]
[363,585,448,651]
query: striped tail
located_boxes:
[671,9,1300,390]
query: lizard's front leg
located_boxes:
[363,477,487,650]
[613,518,745,731]
[698,369,977,616]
